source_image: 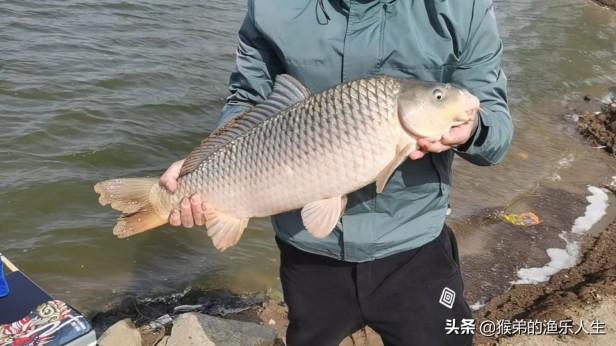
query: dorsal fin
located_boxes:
[179,74,311,176]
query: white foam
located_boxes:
[512,186,609,285]
[572,186,609,234]
[469,301,486,311]
[557,154,575,169]
[512,238,579,284]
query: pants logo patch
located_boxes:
[439,287,455,309]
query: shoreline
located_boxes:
[474,218,616,345]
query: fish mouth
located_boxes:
[399,105,480,141]
[398,90,481,140]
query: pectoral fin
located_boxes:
[301,196,347,238]
[376,144,416,194]
[204,209,249,252]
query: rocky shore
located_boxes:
[92,288,382,345]
[474,220,616,345]
[91,289,285,345]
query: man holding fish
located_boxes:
[97,0,512,344]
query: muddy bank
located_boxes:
[592,0,616,10]
[474,219,616,345]
[577,87,616,154]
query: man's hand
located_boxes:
[160,159,209,228]
[409,113,479,160]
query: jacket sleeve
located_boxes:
[215,1,284,128]
[451,0,513,166]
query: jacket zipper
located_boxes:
[376,3,387,70]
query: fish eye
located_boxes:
[433,89,444,101]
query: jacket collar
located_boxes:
[340,0,397,6]
[318,0,396,24]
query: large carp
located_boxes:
[95,75,479,251]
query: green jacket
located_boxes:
[215,0,513,262]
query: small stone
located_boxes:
[98,319,142,346]
[167,312,277,346]
[265,288,284,303]
[173,304,203,314]
[583,95,591,101]
[597,113,607,122]
[341,326,384,346]
[149,314,174,329]
[167,313,215,346]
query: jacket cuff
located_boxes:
[455,113,488,153]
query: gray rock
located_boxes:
[167,312,277,346]
[98,319,142,346]
[173,304,203,314]
[167,313,215,346]
[149,314,174,329]
[340,327,384,346]
[600,87,616,113]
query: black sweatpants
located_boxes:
[276,225,473,346]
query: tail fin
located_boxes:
[94,178,167,238]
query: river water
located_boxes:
[1,0,615,313]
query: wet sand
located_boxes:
[474,220,616,345]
